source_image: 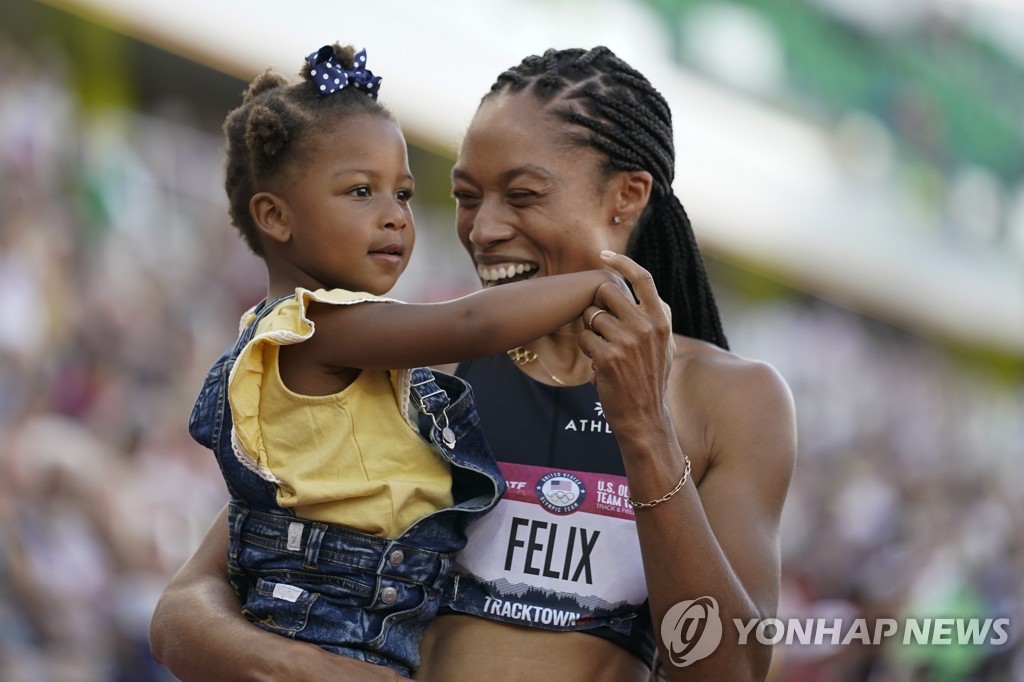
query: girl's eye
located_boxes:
[350,186,371,198]
[397,189,414,202]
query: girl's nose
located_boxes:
[382,199,408,231]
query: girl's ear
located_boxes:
[612,170,654,228]
[250,192,292,244]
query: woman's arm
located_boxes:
[580,252,797,681]
[150,506,404,681]
[293,270,625,372]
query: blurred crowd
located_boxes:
[727,300,1024,681]
[1,38,1021,682]
[0,40,249,681]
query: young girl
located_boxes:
[188,43,627,677]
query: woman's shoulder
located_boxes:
[670,335,796,478]
[670,334,793,416]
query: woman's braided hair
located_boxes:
[486,47,729,349]
[222,43,393,255]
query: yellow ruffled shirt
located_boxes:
[227,288,453,538]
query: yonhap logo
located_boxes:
[661,596,723,667]
[659,594,1011,669]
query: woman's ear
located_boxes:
[250,192,292,244]
[612,170,654,227]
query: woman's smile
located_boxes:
[476,261,539,287]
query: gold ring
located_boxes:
[587,309,609,331]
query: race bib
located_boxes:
[451,462,647,629]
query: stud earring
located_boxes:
[612,215,622,224]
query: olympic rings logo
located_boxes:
[548,489,577,503]
[535,472,586,515]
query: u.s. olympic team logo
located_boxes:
[536,472,586,514]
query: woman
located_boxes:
[150,46,796,681]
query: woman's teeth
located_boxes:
[477,262,538,284]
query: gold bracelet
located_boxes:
[627,456,691,509]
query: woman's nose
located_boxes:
[467,201,515,246]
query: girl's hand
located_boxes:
[599,268,635,304]
[579,251,675,440]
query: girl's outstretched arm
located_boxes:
[292,269,626,374]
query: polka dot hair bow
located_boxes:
[305,46,382,100]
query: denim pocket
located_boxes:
[242,578,318,636]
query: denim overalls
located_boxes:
[188,297,506,676]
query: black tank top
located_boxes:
[459,352,623,473]
[453,353,656,666]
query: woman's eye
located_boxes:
[452,191,480,208]
[508,190,537,201]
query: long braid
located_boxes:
[485,47,729,349]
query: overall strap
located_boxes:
[409,367,457,451]
[220,293,296,511]
[235,294,294,348]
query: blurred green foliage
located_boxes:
[640,0,1024,181]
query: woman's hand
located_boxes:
[578,250,675,441]
[581,252,796,681]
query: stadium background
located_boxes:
[1,0,1021,679]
